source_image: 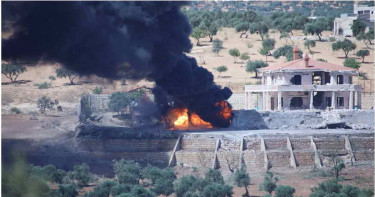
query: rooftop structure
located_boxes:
[244,46,362,111]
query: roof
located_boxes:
[259,58,356,73]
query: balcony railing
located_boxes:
[245,84,362,92]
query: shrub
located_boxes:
[216,66,228,77]
[49,75,56,81]
[84,180,117,197]
[240,53,250,62]
[329,37,336,42]
[343,58,361,72]
[79,95,92,122]
[11,107,21,114]
[234,168,250,196]
[36,82,51,89]
[152,178,174,196]
[174,175,206,197]
[30,164,66,183]
[142,166,176,184]
[205,169,225,185]
[317,58,327,62]
[110,184,132,196]
[304,40,316,52]
[201,182,233,197]
[128,185,156,197]
[260,172,278,194]
[275,185,295,197]
[212,39,223,55]
[1,64,27,83]
[92,87,103,94]
[55,183,78,197]
[356,49,370,63]
[113,159,141,178]
[37,96,55,114]
[70,163,92,188]
[229,48,241,63]
[118,172,139,185]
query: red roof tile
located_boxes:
[260,58,356,72]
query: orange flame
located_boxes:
[216,101,232,121]
[166,108,212,130]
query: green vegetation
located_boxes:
[240,53,250,63]
[249,21,269,40]
[229,48,241,63]
[356,29,374,48]
[56,67,79,85]
[259,38,276,62]
[260,171,278,194]
[356,49,370,63]
[92,86,103,94]
[191,27,206,46]
[275,185,295,197]
[343,58,361,72]
[212,39,223,55]
[11,107,21,114]
[1,64,27,83]
[351,20,366,37]
[108,90,144,115]
[271,12,309,35]
[304,40,316,52]
[310,180,373,197]
[317,58,327,62]
[246,60,268,78]
[216,66,228,77]
[234,168,250,197]
[36,82,51,89]
[37,96,56,114]
[273,45,302,61]
[332,39,356,58]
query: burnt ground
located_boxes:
[2,113,374,196]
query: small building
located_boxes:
[244,46,362,111]
[333,3,374,37]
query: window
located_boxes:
[290,97,303,108]
[337,75,344,84]
[325,72,331,84]
[364,10,370,14]
[326,97,332,107]
[337,97,344,107]
[358,11,363,14]
[290,75,302,85]
[348,76,352,84]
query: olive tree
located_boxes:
[332,39,356,58]
[229,48,241,63]
[275,185,295,197]
[234,169,250,197]
[356,49,370,63]
[212,39,223,55]
[343,58,361,73]
[304,40,316,52]
[260,171,278,195]
[191,27,206,46]
[56,67,79,85]
[216,66,228,77]
[240,53,250,63]
[246,60,268,78]
[2,64,27,83]
[356,29,374,48]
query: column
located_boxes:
[310,91,314,110]
[247,92,252,110]
[262,92,265,111]
[349,91,354,109]
[357,91,362,109]
[245,92,249,110]
[277,91,282,111]
[330,74,337,85]
[331,91,336,109]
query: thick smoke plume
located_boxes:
[2,2,232,127]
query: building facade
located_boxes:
[244,47,362,111]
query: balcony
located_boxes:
[245,84,362,92]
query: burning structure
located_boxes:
[2,2,233,128]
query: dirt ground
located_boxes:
[2,28,373,112]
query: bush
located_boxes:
[37,96,56,114]
[113,160,141,178]
[49,75,56,81]
[152,178,174,196]
[110,184,132,196]
[229,48,241,63]
[329,37,336,42]
[54,183,78,197]
[317,58,327,62]
[118,172,139,185]
[205,169,225,185]
[92,86,103,94]
[343,58,361,72]
[70,163,92,188]
[174,175,206,197]
[11,107,21,114]
[275,185,295,197]
[127,185,156,197]
[142,166,176,184]
[260,172,278,194]
[36,82,51,89]
[30,164,66,183]
[216,66,228,77]
[201,183,233,197]
[84,180,117,197]
[234,168,250,196]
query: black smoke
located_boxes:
[2,2,232,127]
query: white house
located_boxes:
[244,46,362,111]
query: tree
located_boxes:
[56,67,78,85]
[304,40,316,52]
[356,29,374,48]
[55,184,78,197]
[332,39,356,58]
[1,64,27,83]
[240,53,250,63]
[351,20,366,36]
[356,49,370,63]
[191,27,206,46]
[37,96,56,114]
[113,159,142,182]
[207,23,219,42]
[229,48,241,63]
[205,169,225,185]
[280,32,291,44]
[108,92,138,115]
[216,66,228,77]
[260,172,278,194]
[70,163,92,188]
[332,160,345,179]
[273,45,302,61]
[246,60,268,78]
[201,183,233,197]
[304,21,325,41]
[343,58,361,73]
[235,22,250,38]
[259,48,270,62]
[249,22,269,40]
[212,39,223,55]
[259,38,275,62]
[234,169,250,197]
[275,185,295,197]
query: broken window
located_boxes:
[312,72,322,85]
[290,97,303,108]
[290,75,302,85]
[337,75,344,84]
[337,97,344,107]
[348,76,352,84]
[325,72,331,84]
[326,97,332,107]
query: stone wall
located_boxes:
[216,151,241,171]
[180,138,216,151]
[290,138,311,150]
[264,138,287,150]
[267,150,291,167]
[244,138,261,151]
[294,151,315,166]
[175,151,214,167]
[314,138,346,150]
[243,151,265,169]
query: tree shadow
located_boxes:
[220,76,232,79]
[2,80,32,85]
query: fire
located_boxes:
[216,100,232,121]
[166,108,212,130]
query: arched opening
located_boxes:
[290,75,302,85]
[290,97,303,108]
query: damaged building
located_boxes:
[245,46,362,111]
